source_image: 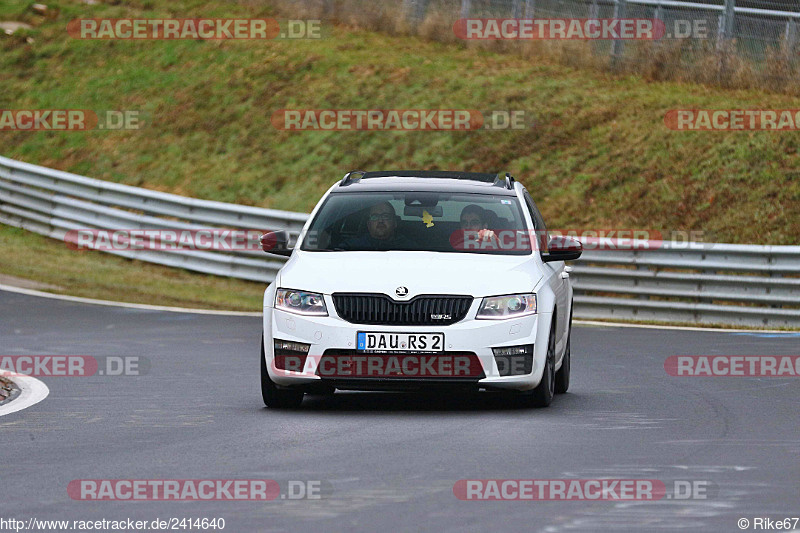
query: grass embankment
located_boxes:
[1,0,798,310]
[0,226,263,310]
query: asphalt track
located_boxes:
[1,288,799,532]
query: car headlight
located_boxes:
[275,289,328,316]
[476,293,537,320]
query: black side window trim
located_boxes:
[522,191,548,254]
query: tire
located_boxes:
[555,309,572,394]
[554,334,570,394]
[261,334,304,409]
[527,319,556,407]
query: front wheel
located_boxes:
[261,335,304,408]
[555,311,572,394]
[554,335,570,394]
[527,320,556,407]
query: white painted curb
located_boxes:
[0,284,262,316]
[0,375,50,417]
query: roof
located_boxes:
[332,170,518,196]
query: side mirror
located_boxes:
[261,230,293,257]
[542,235,582,262]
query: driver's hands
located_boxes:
[477,229,496,241]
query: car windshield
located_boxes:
[300,191,531,255]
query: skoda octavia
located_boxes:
[260,171,581,408]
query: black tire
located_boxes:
[527,319,556,407]
[555,334,570,394]
[555,310,572,394]
[261,335,304,408]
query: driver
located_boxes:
[458,204,497,247]
[341,202,414,250]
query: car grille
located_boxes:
[332,293,473,325]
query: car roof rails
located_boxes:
[339,170,516,189]
[493,172,515,190]
[340,170,367,186]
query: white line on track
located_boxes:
[572,319,791,334]
[0,283,262,316]
[1,284,792,332]
[0,375,50,417]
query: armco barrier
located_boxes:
[0,156,305,282]
[573,243,800,328]
[1,156,798,328]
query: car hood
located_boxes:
[277,251,542,298]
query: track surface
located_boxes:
[1,289,799,532]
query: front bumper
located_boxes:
[263,297,552,392]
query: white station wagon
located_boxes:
[260,171,581,408]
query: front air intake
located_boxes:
[332,293,473,325]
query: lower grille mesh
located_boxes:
[332,294,472,325]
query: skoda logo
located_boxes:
[395,286,409,298]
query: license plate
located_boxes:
[357,332,444,353]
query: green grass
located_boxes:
[0,226,263,311]
[1,0,799,309]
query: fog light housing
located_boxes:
[274,339,311,371]
[274,340,310,354]
[492,344,533,376]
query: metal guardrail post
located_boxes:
[524,0,536,18]
[406,0,429,23]
[403,0,421,22]
[785,18,798,58]
[512,0,523,18]
[460,0,471,19]
[323,0,335,19]
[715,0,735,83]
[717,0,735,49]
[611,0,628,68]
[652,1,664,50]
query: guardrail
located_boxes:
[573,243,800,328]
[0,156,305,282]
[398,0,800,80]
[1,155,798,328]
